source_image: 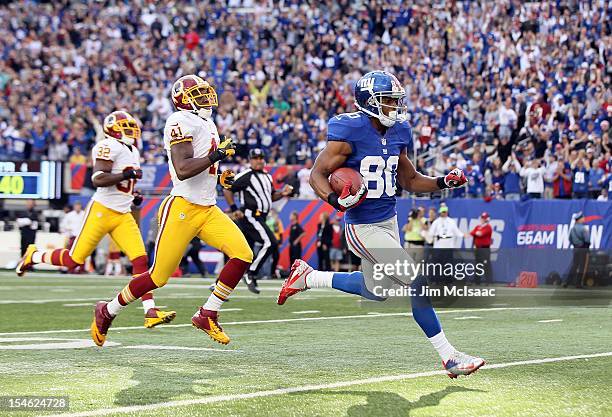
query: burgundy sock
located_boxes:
[117,272,158,306]
[217,258,250,291]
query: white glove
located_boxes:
[329,182,368,212]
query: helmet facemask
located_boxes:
[115,118,141,146]
[183,84,218,120]
[103,112,141,146]
[368,93,408,127]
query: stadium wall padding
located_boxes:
[68,195,612,283]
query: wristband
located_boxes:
[230,204,238,212]
[327,192,341,210]
[436,176,448,189]
[91,171,105,181]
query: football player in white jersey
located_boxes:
[17,110,176,330]
[92,75,253,346]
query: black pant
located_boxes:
[146,241,155,267]
[566,248,589,287]
[239,211,279,277]
[20,230,36,256]
[317,245,331,271]
[289,244,302,266]
[474,247,492,285]
[180,239,207,277]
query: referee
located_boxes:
[224,148,293,293]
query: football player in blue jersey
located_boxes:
[277,71,485,378]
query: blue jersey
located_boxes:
[327,111,412,224]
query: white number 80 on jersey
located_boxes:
[359,156,399,198]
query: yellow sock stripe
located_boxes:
[213,288,231,298]
[215,282,232,295]
[213,290,231,300]
[121,286,136,303]
[217,281,234,293]
[213,284,231,297]
[59,249,67,266]
[212,290,228,301]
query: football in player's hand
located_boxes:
[329,167,365,196]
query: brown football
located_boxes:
[329,167,365,195]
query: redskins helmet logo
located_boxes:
[104,114,117,128]
[173,81,183,97]
[102,111,140,146]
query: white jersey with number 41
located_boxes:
[163,111,221,206]
[91,139,140,213]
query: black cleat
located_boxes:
[243,275,260,294]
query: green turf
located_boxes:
[0,272,610,417]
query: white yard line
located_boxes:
[41,351,612,417]
[0,297,105,305]
[0,293,342,305]
[291,310,321,314]
[121,345,238,353]
[453,316,482,320]
[0,307,541,337]
[538,319,564,323]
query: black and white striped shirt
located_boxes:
[231,168,274,214]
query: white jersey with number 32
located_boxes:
[91,139,140,213]
[163,111,221,206]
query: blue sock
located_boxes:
[410,276,442,338]
[331,272,385,301]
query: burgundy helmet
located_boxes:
[103,110,141,146]
[171,74,218,119]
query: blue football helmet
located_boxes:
[354,70,407,127]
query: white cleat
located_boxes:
[443,351,486,378]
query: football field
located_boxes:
[0,272,611,417]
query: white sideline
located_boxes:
[0,307,541,336]
[41,351,612,417]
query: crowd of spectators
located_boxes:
[0,0,610,199]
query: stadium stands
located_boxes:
[0,1,610,199]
